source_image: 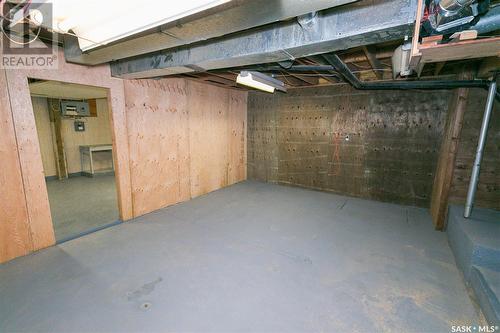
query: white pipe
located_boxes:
[464,79,497,218]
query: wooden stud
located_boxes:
[409,0,424,69]
[430,69,472,230]
[419,37,500,63]
[48,99,68,179]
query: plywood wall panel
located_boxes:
[0,70,33,262]
[5,70,55,251]
[3,54,244,263]
[124,78,247,218]
[188,81,230,197]
[125,79,191,217]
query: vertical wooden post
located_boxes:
[48,99,68,179]
[430,70,472,230]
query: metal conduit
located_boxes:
[464,78,497,218]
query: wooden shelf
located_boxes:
[409,0,500,72]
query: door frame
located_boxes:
[3,49,133,254]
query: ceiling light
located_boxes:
[48,0,231,51]
[236,71,287,93]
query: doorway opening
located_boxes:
[29,79,120,242]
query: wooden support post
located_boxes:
[48,99,68,179]
[430,70,472,230]
[47,99,61,178]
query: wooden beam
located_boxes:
[48,99,68,179]
[419,36,500,63]
[276,75,308,87]
[340,49,394,63]
[362,45,384,79]
[430,69,472,230]
[288,73,319,85]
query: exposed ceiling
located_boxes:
[62,0,357,65]
[29,80,108,99]
[168,44,485,92]
[5,0,496,94]
[109,0,416,79]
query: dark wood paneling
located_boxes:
[449,89,499,210]
[248,85,451,207]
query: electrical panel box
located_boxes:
[60,100,90,117]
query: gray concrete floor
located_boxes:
[46,175,119,241]
[0,181,482,332]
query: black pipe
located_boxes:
[209,54,499,100]
[321,54,491,91]
[214,65,336,73]
[262,65,336,72]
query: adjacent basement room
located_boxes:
[29,80,119,241]
[0,0,499,332]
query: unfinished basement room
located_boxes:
[0,0,499,332]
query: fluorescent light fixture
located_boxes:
[236,71,287,93]
[48,0,231,51]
